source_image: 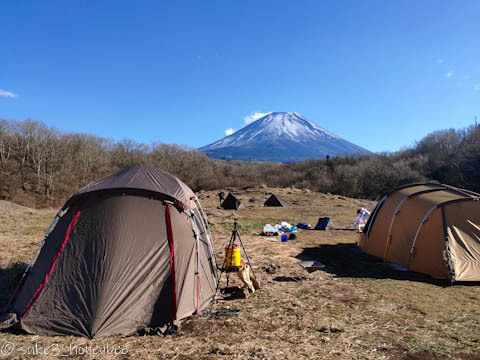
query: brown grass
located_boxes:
[1,189,480,359]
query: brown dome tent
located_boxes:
[2,166,218,338]
[264,194,291,207]
[358,183,480,282]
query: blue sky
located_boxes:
[1,1,479,153]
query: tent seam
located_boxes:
[165,204,177,321]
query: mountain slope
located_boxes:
[199,112,370,162]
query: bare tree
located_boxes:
[29,122,57,192]
[0,119,14,198]
[11,119,40,191]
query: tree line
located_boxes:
[1,118,479,207]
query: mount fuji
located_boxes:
[199,112,370,162]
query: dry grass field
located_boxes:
[1,187,480,359]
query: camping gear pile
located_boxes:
[262,222,298,236]
[261,222,298,243]
[0,166,218,338]
[359,183,480,282]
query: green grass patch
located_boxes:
[215,219,265,235]
[22,225,47,236]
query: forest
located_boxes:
[1,118,479,207]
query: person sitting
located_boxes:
[353,208,370,232]
[218,191,225,205]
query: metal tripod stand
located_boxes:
[214,219,257,296]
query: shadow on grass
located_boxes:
[296,243,452,286]
[0,262,27,311]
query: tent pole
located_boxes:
[383,196,408,261]
[190,209,218,281]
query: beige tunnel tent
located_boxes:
[358,183,480,282]
[1,166,218,338]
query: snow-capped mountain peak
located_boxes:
[200,112,369,162]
